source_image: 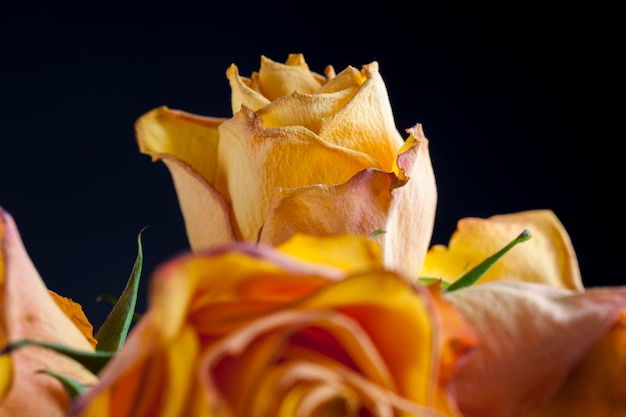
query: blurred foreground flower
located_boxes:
[0,208,98,416]
[68,233,477,417]
[136,54,437,280]
[422,210,626,417]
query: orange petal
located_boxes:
[49,291,97,349]
[446,281,626,417]
[0,209,97,417]
[420,210,583,290]
[215,106,382,241]
[135,107,237,250]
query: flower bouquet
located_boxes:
[1,54,624,417]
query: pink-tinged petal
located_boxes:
[383,124,437,280]
[445,281,626,417]
[258,169,395,248]
[135,107,237,249]
[421,210,583,290]
[215,106,383,242]
[527,312,626,417]
[0,209,97,417]
[260,125,436,281]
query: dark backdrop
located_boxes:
[1,3,619,328]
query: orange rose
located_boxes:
[136,54,437,280]
[0,208,98,416]
[421,210,626,416]
[69,234,476,417]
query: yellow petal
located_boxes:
[215,106,382,241]
[420,209,583,290]
[0,209,97,417]
[316,62,405,172]
[257,54,326,100]
[135,106,225,184]
[226,63,271,113]
[135,107,237,250]
[276,233,383,274]
[446,282,626,417]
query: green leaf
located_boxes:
[38,369,90,399]
[368,229,386,238]
[445,229,532,292]
[418,277,452,289]
[95,227,146,351]
[0,339,114,375]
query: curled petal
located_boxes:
[135,107,236,249]
[420,210,583,290]
[383,124,437,280]
[215,107,382,241]
[260,125,436,282]
[0,209,97,417]
[317,62,405,172]
[258,169,395,248]
[446,281,626,417]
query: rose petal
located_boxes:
[527,312,626,417]
[275,232,383,274]
[0,209,97,416]
[316,62,405,172]
[420,210,583,290]
[446,281,626,417]
[258,169,395,247]
[215,106,383,241]
[383,124,437,280]
[135,107,236,249]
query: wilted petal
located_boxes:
[383,124,437,280]
[260,125,436,281]
[135,107,236,249]
[0,209,97,417]
[420,210,583,290]
[215,106,382,242]
[259,169,395,247]
[446,281,626,417]
[317,62,405,172]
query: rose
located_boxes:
[135,54,437,280]
[420,209,626,416]
[0,208,98,416]
[68,233,477,417]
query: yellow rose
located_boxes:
[422,210,626,416]
[0,208,98,416]
[69,234,476,417]
[136,54,437,280]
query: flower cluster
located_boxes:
[1,54,624,417]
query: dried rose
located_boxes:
[136,54,437,280]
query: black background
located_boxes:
[0,3,620,328]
